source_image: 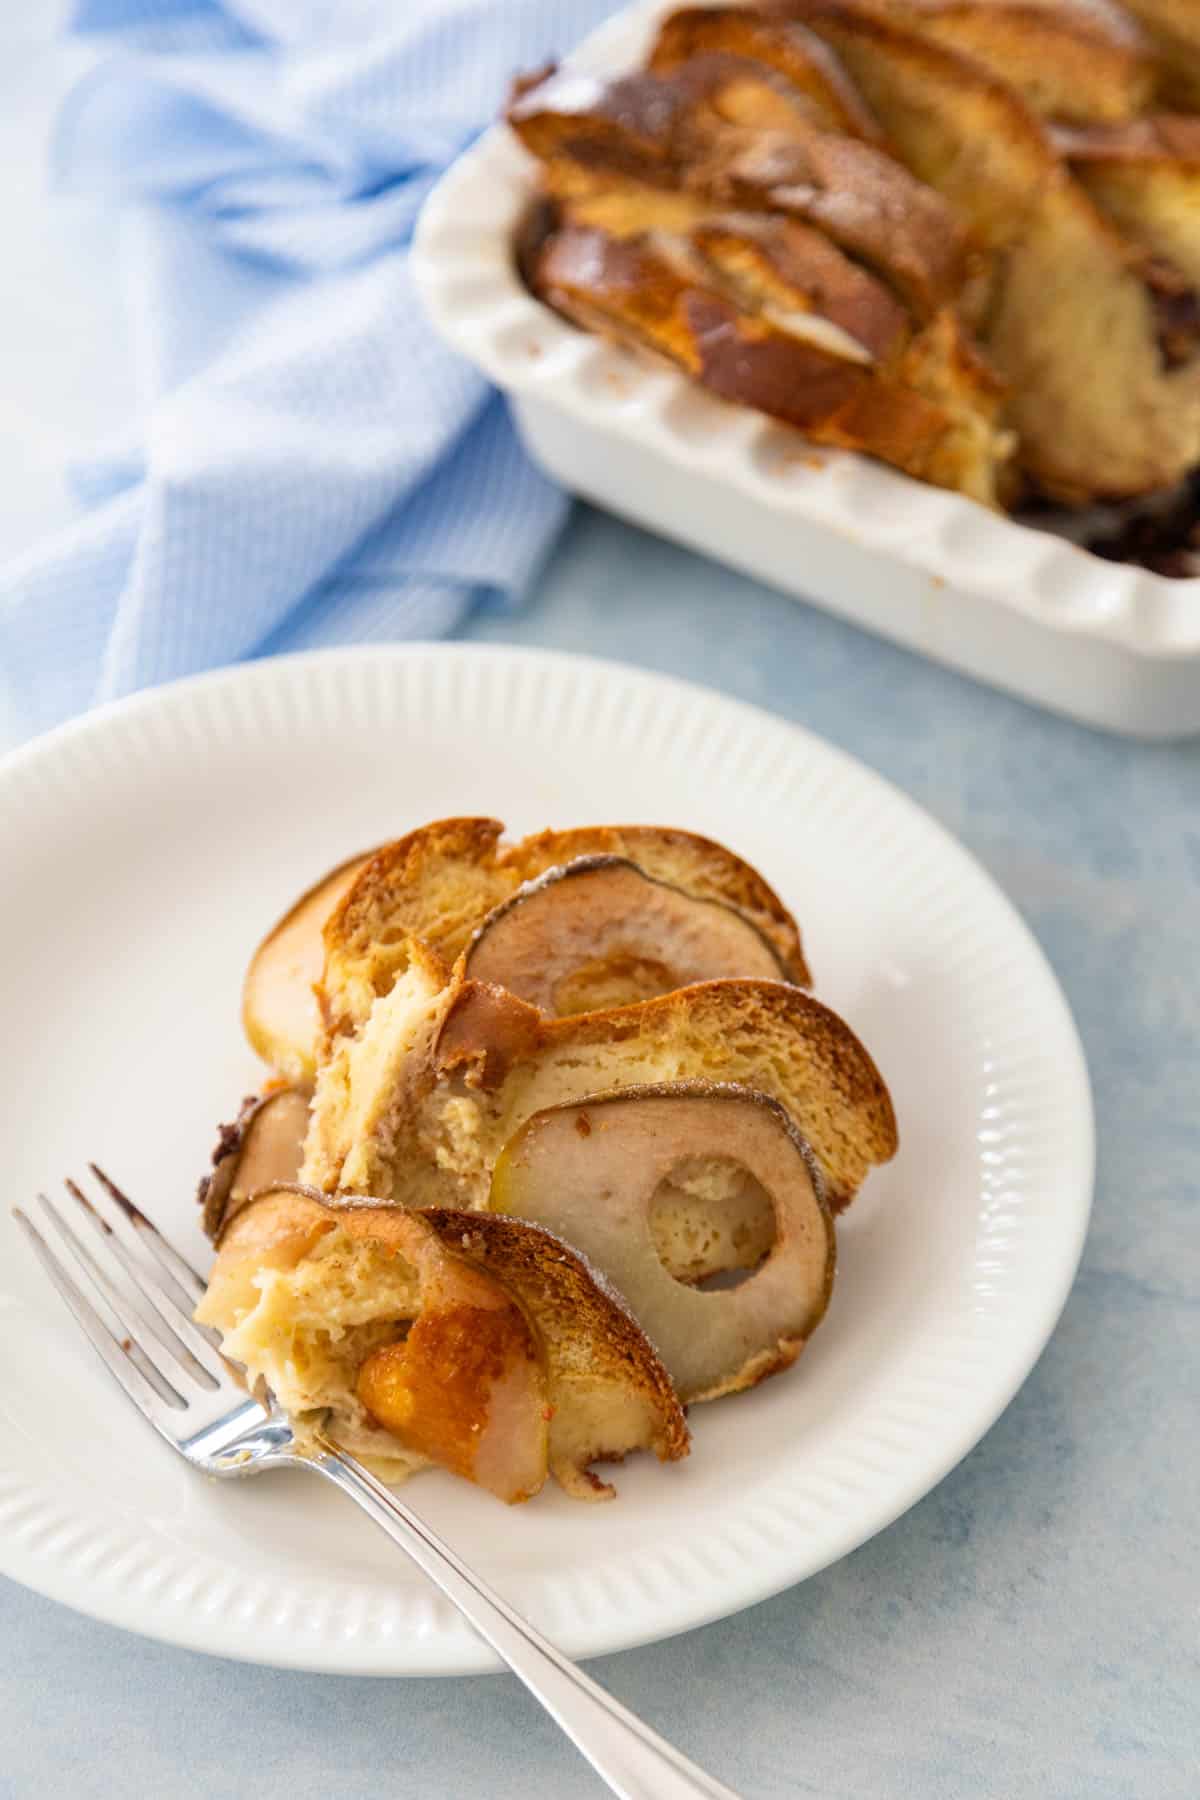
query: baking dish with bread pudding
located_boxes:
[413,0,1200,737]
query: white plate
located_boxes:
[412,0,1200,740]
[0,644,1093,1675]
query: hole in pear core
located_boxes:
[647,1156,777,1293]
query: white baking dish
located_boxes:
[412,0,1200,738]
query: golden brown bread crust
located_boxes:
[1057,116,1200,296]
[769,0,1082,245]
[1059,114,1200,162]
[1117,0,1200,109]
[328,816,504,980]
[548,173,913,363]
[531,219,1008,501]
[510,62,970,317]
[418,1209,690,1482]
[509,38,1013,502]
[647,5,884,139]
[320,816,811,1044]
[773,0,1200,499]
[863,0,1155,124]
[689,125,970,318]
[686,211,911,362]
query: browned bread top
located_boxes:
[693,121,970,317]
[771,0,1200,499]
[419,1208,690,1487]
[1117,0,1200,108]
[859,0,1155,124]
[1056,113,1200,163]
[1055,114,1200,314]
[766,0,1065,247]
[647,5,884,138]
[510,59,970,316]
[535,221,908,410]
[531,218,1008,501]
[320,816,810,1044]
[680,209,912,362]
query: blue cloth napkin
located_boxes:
[0,0,620,739]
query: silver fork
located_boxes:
[14,1168,740,1800]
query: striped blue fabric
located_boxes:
[0,0,621,738]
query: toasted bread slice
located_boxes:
[529,218,1009,501]
[510,63,969,316]
[549,180,910,363]
[863,0,1155,124]
[422,1208,689,1497]
[302,966,897,1248]
[197,1185,688,1501]
[1117,0,1200,110]
[647,5,883,139]
[320,817,809,1045]
[775,0,1200,498]
[1058,116,1200,291]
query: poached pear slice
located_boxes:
[462,855,790,1014]
[489,1081,835,1404]
[199,1185,548,1504]
[198,1087,310,1242]
[242,852,372,1081]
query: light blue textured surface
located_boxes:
[0,0,625,739]
[2,507,1197,1798]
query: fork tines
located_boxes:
[13,1166,241,1443]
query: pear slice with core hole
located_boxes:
[198,1087,311,1242]
[242,853,373,1080]
[462,855,791,1014]
[489,1081,836,1403]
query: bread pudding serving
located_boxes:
[507,0,1200,539]
[199,818,896,1504]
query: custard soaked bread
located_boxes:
[529,220,1008,502]
[1117,0,1200,109]
[1057,114,1200,290]
[241,818,809,1079]
[209,813,896,1506]
[647,4,886,139]
[300,957,897,1287]
[772,0,1200,498]
[509,1,1200,507]
[860,0,1156,124]
[319,816,810,1045]
[198,1186,688,1501]
[510,51,1014,502]
[840,4,1200,376]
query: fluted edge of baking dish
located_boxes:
[412,0,1200,662]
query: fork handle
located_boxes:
[309,1447,742,1800]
